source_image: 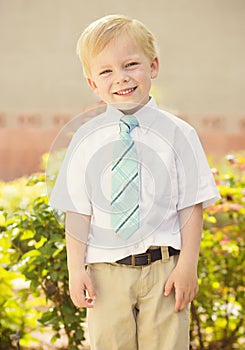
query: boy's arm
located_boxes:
[164,203,203,312]
[65,211,96,308]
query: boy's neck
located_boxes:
[117,96,151,115]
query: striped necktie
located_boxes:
[111,115,140,239]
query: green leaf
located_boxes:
[50,271,58,282]
[20,229,35,240]
[21,249,41,260]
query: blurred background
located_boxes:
[0,2,244,349]
[0,0,245,180]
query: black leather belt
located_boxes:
[116,247,180,267]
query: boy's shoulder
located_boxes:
[151,106,196,137]
[70,107,110,143]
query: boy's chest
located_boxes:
[85,130,177,204]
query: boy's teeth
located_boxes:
[117,88,134,95]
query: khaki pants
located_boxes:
[87,248,190,350]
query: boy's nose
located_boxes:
[115,70,130,84]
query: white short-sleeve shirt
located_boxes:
[49,98,220,263]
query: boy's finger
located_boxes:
[74,294,95,309]
[176,291,193,312]
[174,289,184,312]
[164,279,174,296]
[72,294,87,308]
[86,283,96,298]
[85,296,96,307]
[84,278,96,299]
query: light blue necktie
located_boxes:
[111,115,140,239]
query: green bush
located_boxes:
[0,155,83,349]
[190,154,245,349]
[0,212,43,349]
[0,153,244,349]
[1,191,86,349]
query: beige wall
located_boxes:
[0,0,245,180]
[1,0,245,115]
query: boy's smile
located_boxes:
[114,86,137,96]
[87,32,159,114]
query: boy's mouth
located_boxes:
[114,86,137,95]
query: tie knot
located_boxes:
[119,115,139,135]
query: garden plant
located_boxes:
[0,153,244,349]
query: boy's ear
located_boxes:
[150,57,159,79]
[87,77,98,94]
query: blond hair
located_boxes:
[76,14,158,77]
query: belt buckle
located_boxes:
[131,252,151,267]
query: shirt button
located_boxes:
[134,244,139,249]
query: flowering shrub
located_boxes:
[0,153,244,349]
[190,154,245,350]
[0,188,86,349]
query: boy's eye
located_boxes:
[125,62,139,68]
[99,69,112,75]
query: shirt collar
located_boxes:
[105,97,158,134]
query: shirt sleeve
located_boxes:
[49,131,92,215]
[175,127,221,210]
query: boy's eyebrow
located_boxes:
[98,64,112,69]
[123,54,141,61]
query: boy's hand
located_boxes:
[69,269,96,308]
[164,264,199,312]
[165,203,202,312]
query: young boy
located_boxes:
[50,14,220,350]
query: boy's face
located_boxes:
[86,33,159,114]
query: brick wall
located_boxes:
[1,109,244,181]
